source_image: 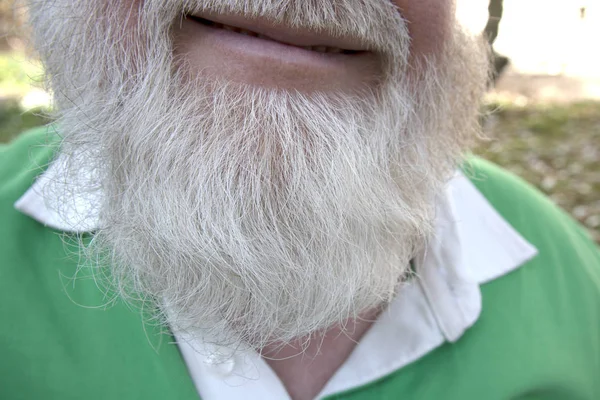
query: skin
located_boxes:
[392,0,455,57]
[262,308,382,400]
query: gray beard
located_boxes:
[30,0,489,349]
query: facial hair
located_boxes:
[29,0,489,349]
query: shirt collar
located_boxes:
[14,153,101,233]
[14,155,538,399]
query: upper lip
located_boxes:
[188,12,368,52]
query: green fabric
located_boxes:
[326,160,600,400]
[0,127,200,400]
[1,127,599,399]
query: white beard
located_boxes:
[29,0,489,349]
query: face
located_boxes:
[29,0,488,350]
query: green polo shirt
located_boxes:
[1,127,599,399]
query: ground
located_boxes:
[477,101,600,243]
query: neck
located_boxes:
[261,307,382,400]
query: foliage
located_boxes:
[0,99,49,143]
[0,51,43,95]
[0,50,48,143]
[477,102,600,243]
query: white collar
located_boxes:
[15,155,538,400]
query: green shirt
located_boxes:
[1,127,599,399]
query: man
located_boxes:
[0,0,598,399]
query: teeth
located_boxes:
[300,45,344,54]
[221,24,257,37]
[210,22,348,54]
[239,29,257,37]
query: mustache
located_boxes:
[143,0,410,58]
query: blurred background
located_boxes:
[0,0,599,243]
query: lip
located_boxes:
[188,12,368,52]
[173,14,382,93]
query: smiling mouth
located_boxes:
[175,12,379,92]
[188,16,364,55]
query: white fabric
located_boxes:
[14,154,101,233]
[15,165,538,400]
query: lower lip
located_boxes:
[172,18,382,93]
